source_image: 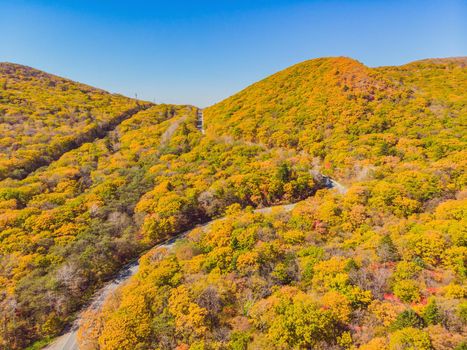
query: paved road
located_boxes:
[44,184,345,349]
[43,261,140,350]
[329,179,347,194]
[42,178,347,350]
[196,109,205,134]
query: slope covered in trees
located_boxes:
[204,57,466,180]
[0,64,330,349]
[81,57,466,350]
[0,103,201,348]
[0,63,143,180]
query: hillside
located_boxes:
[0,63,144,180]
[0,57,465,350]
[0,65,329,349]
[204,57,466,179]
[78,57,466,350]
[0,103,199,349]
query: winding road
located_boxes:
[44,110,347,350]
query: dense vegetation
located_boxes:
[0,65,325,349]
[80,57,466,349]
[80,195,466,349]
[0,63,142,180]
[0,56,465,349]
[204,57,466,180]
[0,103,197,348]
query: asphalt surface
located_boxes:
[43,262,140,350]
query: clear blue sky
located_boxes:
[1,0,465,107]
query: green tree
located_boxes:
[422,299,441,325]
[391,309,425,331]
[377,235,400,262]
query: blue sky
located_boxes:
[1,0,465,106]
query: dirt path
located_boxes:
[6,104,151,181]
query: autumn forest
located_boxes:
[0,57,466,350]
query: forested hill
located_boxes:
[80,57,465,350]
[0,63,145,180]
[0,57,466,350]
[205,56,466,179]
[0,64,325,349]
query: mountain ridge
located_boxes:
[0,62,116,95]
[0,63,145,180]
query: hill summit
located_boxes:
[205,56,466,177]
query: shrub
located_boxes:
[422,299,442,325]
[229,332,250,350]
[393,280,421,303]
[391,309,425,330]
[389,327,432,350]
